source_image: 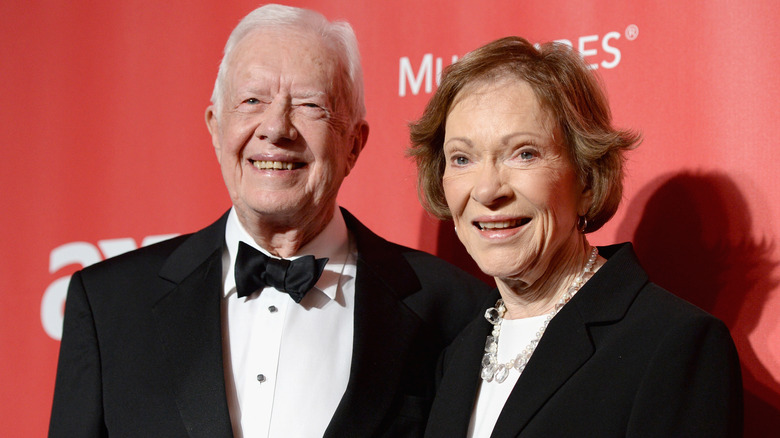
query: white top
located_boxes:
[221,207,357,438]
[468,314,549,438]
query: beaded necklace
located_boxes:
[481,247,599,383]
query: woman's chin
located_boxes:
[476,263,525,283]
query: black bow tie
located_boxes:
[235,241,329,303]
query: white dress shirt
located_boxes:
[221,207,357,438]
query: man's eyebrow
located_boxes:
[292,90,328,99]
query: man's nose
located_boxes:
[255,98,298,143]
[472,163,512,206]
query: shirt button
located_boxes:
[257,374,266,383]
[268,305,278,313]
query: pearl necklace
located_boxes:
[481,247,599,383]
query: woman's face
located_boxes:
[442,78,592,285]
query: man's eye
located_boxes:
[245,98,260,104]
[295,102,330,119]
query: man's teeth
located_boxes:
[252,160,297,170]
[478,220,524,230]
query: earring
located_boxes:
[577,216,588,234]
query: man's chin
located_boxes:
[240,200,331,226]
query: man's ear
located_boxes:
[345,120,369,174]
[205,105,222,162]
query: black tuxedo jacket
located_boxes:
[49,209,490,437]
[425,243,743,438]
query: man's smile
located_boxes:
[249,159,306,170]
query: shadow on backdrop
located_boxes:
[615,171,779,437]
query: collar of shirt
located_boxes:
[221,206,351,301]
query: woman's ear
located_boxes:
[578,182,594,217]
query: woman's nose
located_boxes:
[472,163,511,206]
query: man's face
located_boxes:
[206,28,366,237]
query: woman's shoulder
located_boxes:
[595,242,732,340]
[633,280,732,337]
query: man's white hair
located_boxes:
[210,4,366,125]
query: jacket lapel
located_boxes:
[425,292,499,438]
[491,243,648,437]
[325,209,426,437]
[152,211,234,438]
[489,302,594,437]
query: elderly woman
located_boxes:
[409,37,743,437]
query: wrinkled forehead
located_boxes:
[224,27,344,99]
[450,77,556,130]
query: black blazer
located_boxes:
[425,243,743,438]
[49,209,491,437]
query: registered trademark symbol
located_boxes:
[625,24,639,41]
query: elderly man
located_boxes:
[48,4,488,437]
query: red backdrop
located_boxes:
[2,1,778,436]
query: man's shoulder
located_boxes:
[78,233,191,281]
[342,208,487,288]
[342,211,491,340]
[400,248,487,287]
[78,212,228,280]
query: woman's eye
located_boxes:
[245,98,260,104]
[519,150,537,160]
[453,156,469,166]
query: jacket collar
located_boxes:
[158,210,229,285]
[341,207,422,296]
